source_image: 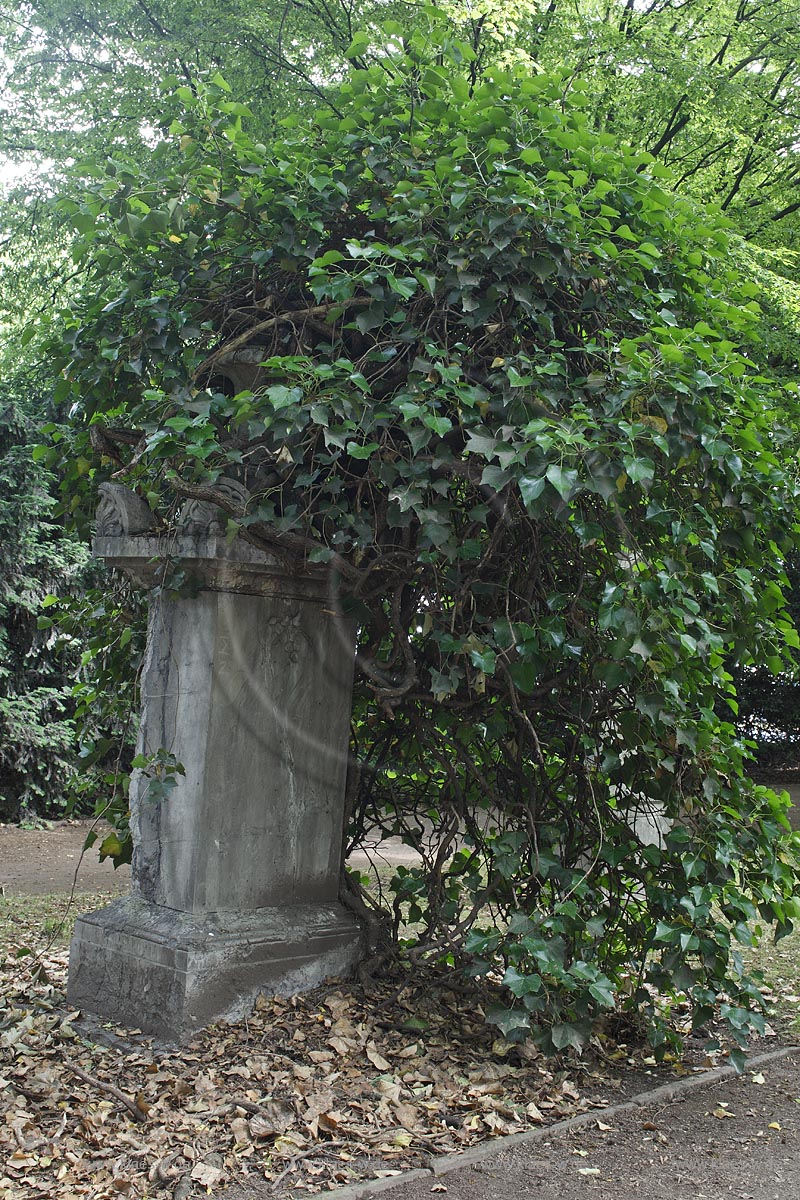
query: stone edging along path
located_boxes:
[312,1044,799,1200]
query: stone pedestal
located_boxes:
[68,493,361,1040]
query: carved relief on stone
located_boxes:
[178,478,251,536]
[264,607,308,666]
[96,482,156,536]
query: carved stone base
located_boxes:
[67,897,362,1041]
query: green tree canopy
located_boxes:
[4,1,800,244]
[507,0,800,248]
[5,1,800,393]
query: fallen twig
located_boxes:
[149,1150,183,1183]
[229,1097,265,1115]
[270,1140,344,1192]
[64,1062,147,1123]
[10,1080,45,1104]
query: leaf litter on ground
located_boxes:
[0,925,757,1200]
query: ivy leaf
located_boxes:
[623,456,655,485]
[550,1022,587,1052]
[346,441,379,459]
[546,463,578,500]
[486,1004,530,1037]
[466,432,498,456]
[519,475,547,509]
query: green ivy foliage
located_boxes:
[46,26,800,1055]
[40,574,148,851]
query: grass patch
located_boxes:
[742,925,800,1035]
[0,892,113,953]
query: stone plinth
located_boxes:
[68,901,358,1042]
[68,496,361,1040]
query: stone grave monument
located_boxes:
[67,470,362,1040]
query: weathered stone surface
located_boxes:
[91,534,328,600]
[96,482,155,536]
[177,478,251,536]
[68,501,362,1039]
[129,576,356,913]
[69,897,360,1040]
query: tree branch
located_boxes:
[64,1063,146,1123]
[166,477,364,584]
[192,299,371,381]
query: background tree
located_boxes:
[4,1,800,242]
[507,0,800,248]
[0,366,86,820]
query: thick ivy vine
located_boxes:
[45,25,800,1057]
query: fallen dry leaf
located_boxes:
[329,1036,355,1057]
[248,1099,296,1139]
[190,1161,224,1187]
[318,1111,345,1134]
[229,1117,250,1145]
[366,1042,392,1072]
[0,920,716,1200]
[394,1101,420,1130]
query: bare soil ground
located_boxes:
[0,819,422,898]
[378,1051,800,1200]
[2,775,798,898]
[0,819,130,897]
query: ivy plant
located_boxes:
[45,20,800,1057]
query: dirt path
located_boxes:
[0,819,419,896]
[374,1051,800,1200]
[0,819,130,896]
